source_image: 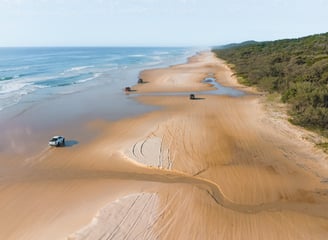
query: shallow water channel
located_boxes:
[133,77,245,98]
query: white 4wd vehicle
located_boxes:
[49,136,65,147]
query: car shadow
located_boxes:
[190,97,206,100]
[64,140,79,147]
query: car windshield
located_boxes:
[50,137,58,141]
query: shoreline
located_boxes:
[1,51,328,239]
[0,47,197,161]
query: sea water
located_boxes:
[0,47,196,112]
[0,47,200,155]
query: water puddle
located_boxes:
[131,77,245,98]
[202,77,245,97]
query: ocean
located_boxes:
[0,47,197,112]
[0,47,200,155]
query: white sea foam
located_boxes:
[0,47,195,112]
[76,73,102,83]
[65,65,94,73]
[0,79,46,95]
[0,80,46,111]
[0,81,31,94]
[0,66,30,72]
[129,54,145,57]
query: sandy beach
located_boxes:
[1,51,328,239]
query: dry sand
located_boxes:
[1,52,328,239]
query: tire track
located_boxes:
[28,167,328,220]
[104,195,141,240]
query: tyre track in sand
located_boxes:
[25,165,328,221]
[108,113,328,221]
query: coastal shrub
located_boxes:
[213,32,328,134]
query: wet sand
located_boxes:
[1,52,328,239]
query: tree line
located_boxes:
[213,32,328,135]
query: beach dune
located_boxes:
[0,52,328,239]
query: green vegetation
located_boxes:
[213,33,328,136]
[316,142,328,153]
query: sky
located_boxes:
[0,0,327,47]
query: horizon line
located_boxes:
[0,45,212,48]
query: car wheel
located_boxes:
[62,139,65,146]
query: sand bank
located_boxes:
[0,52,328,239]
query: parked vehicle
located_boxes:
[49,136,65,147]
